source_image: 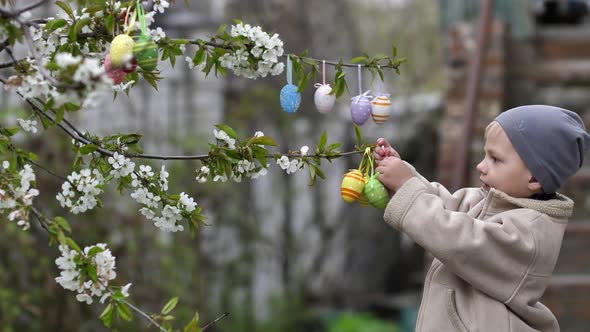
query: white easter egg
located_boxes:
[371,95,392,124]
[314,84,336,113]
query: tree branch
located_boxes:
[120,299,168,332]
[201,312,230,331]
[193,41,402,69]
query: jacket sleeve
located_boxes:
[384,177,537,302]
[406,163,485,213]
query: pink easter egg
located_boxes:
[105,54,126,84]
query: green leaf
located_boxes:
[318,131,327,151]
[326,143,342,151]
[350,56,368,64]
[183,312,201,332]
[105,14,115,35]
[86,246,105,258]
[79,144,99,155]
[354,124,362,144]
[2,127,19,136]
[55,1,75,20]
[54,216,71,233]
[249,136,277,146]
[100,303,114,327]
[161,297,179,315]
[214,124,238,140]
[216,24,227,36]
[116,303,133,321]
[87,264,98,282]
[45,18,68,34]
[193,48,206,67]
[65,237,83,254]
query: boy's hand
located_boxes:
[373,138,400,166]
[375,156,414,192]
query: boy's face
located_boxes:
[476,123,539,198]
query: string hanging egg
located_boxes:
[280,56,301,113]
[340,170,366,203]
[350,65,372,125]
[313,61,336,113]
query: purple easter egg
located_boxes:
[350,95,372,125]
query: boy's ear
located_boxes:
[527,176,543,193]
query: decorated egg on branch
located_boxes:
[104,53,126,85]
[314,83,336,113]
[341,170,366,203]
[110,34,135,67]
[133,35,158,71]
[364,177,389,209]
[350,91,372,125]
[280,84,301,113]
[371,94,392,125]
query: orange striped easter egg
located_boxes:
[371,95,392,124]
[341,170,366,203]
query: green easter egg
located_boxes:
[364,177,389,209]
[133,36,158,71]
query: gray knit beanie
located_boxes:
[495,105,590,193]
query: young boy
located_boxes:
[373,105,590,332]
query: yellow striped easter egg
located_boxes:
[341,170,366,203]
[371,95,392,125]
[110,34,135,67]
[357,191,371,207]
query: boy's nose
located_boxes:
[476,160,486,173]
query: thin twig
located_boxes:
[13,0,50,17]
[201,312,230,331]
[0,58,25,69]
[120,299,168,332]
[25,157,70,183]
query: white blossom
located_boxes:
[153,0,170,13]
[277,156,290,170]
[55,243,122,305]
[17,118,38,134]
[150,27,166,41]
[107,152,136,178]
[213,129,236,149]
[300,145,309,156]
[56,169,104,214]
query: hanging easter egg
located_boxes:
[133,35,158,71]
[371,95,392,125]
[280,84,301,113]
[122,58,138,73]
[110,34,135,67]
[350,93,372,125]
[364,177,389,209]
[314,83,336,113]
[341,170,366,203]
[104,54,126,85]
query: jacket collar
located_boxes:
[482,188,574,218]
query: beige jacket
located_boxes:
[383,175,574,332]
